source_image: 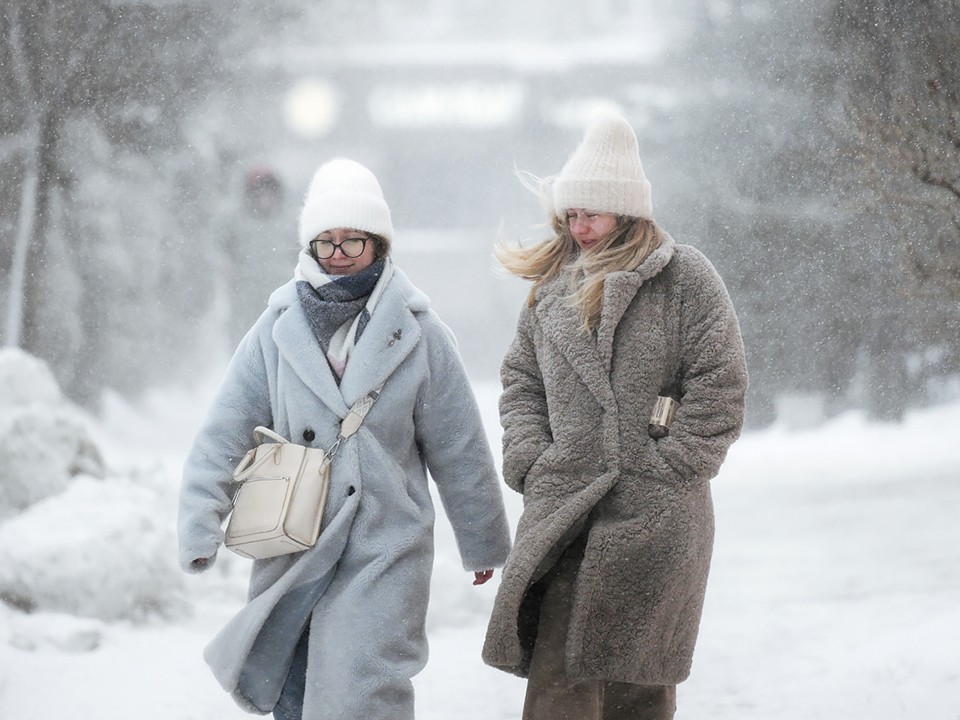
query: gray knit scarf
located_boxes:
[296,258,385,358]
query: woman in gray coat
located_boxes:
[482,115,748,719]
[178,157,511,720]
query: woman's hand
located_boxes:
[189,557,212,573]
[473,569,494,586]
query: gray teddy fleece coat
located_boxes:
[178,267,511,719]
[482,235,747,685]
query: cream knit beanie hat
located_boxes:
[298,158,394,247]
[552,114,653,220]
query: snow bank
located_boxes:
[0,408,105,520]
[0,473,185,622]
[0,349,182,623]
[0,349,105,520]
[0,347,61,407]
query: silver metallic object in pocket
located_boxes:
[648,395,679,439]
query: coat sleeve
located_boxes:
[413,311,512,572]
[177,323,275,572]
[498,303,553,494]
[639,251,747,484]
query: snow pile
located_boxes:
[0,349,184,623]
[0,347,61,406]
[0,348,105,520]
[2,602,106,654]
[0,472,186,622]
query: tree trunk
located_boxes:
[20,113,63,357]
[17,115,59,357]
[2,134,38,348]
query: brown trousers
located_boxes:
[522,539,677,720]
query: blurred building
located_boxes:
[203,0,702,377]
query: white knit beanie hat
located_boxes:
[297,158,394,247]
[552,114,653,220]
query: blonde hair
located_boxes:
[496,179,663,333]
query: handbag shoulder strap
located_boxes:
[339,385,383,438]
[327,384,384,458]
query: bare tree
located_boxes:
[0,1,221,354]
[830,0,960,295]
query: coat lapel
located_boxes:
[273,302,350,417]
[535,279,616,413]
[337,291,421,407]
[596,272,644,372]
[597,234,676,371]
[337,269,424,406]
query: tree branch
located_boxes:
[3,2,36,108]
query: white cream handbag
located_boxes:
[224,389,380,560]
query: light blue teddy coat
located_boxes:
[177,266,512,719]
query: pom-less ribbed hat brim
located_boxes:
[298,191,393,246]
[552,177,652,219]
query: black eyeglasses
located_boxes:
[310,236,370,259]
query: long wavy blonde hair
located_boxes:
[496,179,664,333]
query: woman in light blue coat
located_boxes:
[178,158,512,720]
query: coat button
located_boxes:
[302,428,315,442]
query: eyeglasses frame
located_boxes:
[309,235,371,260]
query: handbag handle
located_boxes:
[233,442,281,482]
[232,426,291,481]
[253,426,289,445]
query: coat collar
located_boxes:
[268,267,431,417]
[596,233,675,368]
[533,233,676,410]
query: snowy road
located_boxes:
[424,408,960,719]
[1,387,958,719]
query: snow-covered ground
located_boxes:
[1,370,959,719]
